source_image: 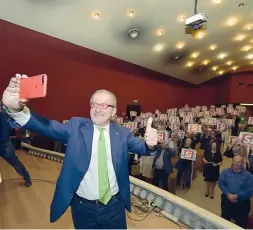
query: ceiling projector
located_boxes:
[185,13,207,30]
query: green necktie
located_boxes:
[97,127,112,205]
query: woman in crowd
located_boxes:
[203,142,223,199]
[167,131,179,154]
[248,145,253,174]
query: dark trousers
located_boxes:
[221,194,250,228]
[153,169,169,191]
[71,193,127,229]
[176,163,192,188]
[0,140,30,181]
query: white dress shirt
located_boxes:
[76,124,119,200]
[8,106,119,200]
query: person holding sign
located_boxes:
[176,138,194,189]
[152,141,175,191]
[203,142,223,199]
[1,74,158,229]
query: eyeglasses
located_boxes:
[90,102,115,109]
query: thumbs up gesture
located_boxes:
[145,118,158,147]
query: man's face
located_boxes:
[232,156,244,171]
[90,92,117,126]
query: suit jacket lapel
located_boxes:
[80,121,94,163]
[110,123,120,173]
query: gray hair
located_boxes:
[90,89,117,107]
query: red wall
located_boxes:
[0,20,252,121]
[0,20,195,121]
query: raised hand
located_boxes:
[145,118,158,147]
[2,74,28,112]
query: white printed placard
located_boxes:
[171,123,180,131]
[63,120,69,124]
[248,117,253,125]
[221,105,226,109]
[227,107,234,114]
[158,114,167,121]
[210,105,215,109]
[239,132,253,146]
[123,122,137,131]
[183,116,193,123]
[180,148,197,161]
[202,106,208,112]
[232,110,239,116]
[188,124,202,133]
[130,111,137,117]
[206,118,217,126]
[157,131,169,142]
[217,123,226,132]
[225,119,234,126]
[228,136,239,146]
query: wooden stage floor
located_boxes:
[0,151,184,229]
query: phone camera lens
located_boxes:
[42,75,44,85]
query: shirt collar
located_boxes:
[94,123,110,132]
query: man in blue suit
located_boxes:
[2,74,158,229]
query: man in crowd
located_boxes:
[218,155,253,228]
[0,101,31,187]
[2,73,158,229]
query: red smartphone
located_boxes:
[19,74,47,99]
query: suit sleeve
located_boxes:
[127,131,155,156]
[7,106,71,144]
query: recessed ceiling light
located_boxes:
[235,34,246,41]
[209,44,217,51]
[156,29,164,36]
[127,29,141,39]
[247,54,253,59]
[92,12,100,20]
[191,52,199,58]
[241,45,252,52]
[212,66,218,71]
[212,0,221,4]
[238,3,245,7]
[202,60,210,65]
[218,70,224,75]
[218,53,227,59]
[128,10,135,17]
[186,61,194,67]
[245,24,253,31]
[226,60,233,65]
[176,42,185,49]
[226,17,237,26]
[154,44,163,52]
[178,15,186,22]
[196,32,205,39]
[232,66,238,71]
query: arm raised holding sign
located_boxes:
[145,117,158,147]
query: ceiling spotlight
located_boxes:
[235,34,246,41]
[154,44,163,52]
[127,29,141,39]
[247,54,253,59]
[93,12,100,20]
[212,0,221,4]
[226,60,233,65]
[245,24,253,31]
[176,42,185,49]
[186,61,194,67]
[202,60,210,65]
[174,53,183,60]
[212,66,218,71]
[218,70,224,75]
[128,10,135,17]
[226,17,237,26]
[238,3,245,7]
[196,32,205,39]
[242,45,252,52]
[209,44,217,51]
[218,53,227,59]
[178,15,186,22]
[191,52,199,58]
[156,29,164,36]
[232,66,238,71]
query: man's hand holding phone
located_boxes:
[2,74,28,112]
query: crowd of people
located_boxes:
[123,105,253,228]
